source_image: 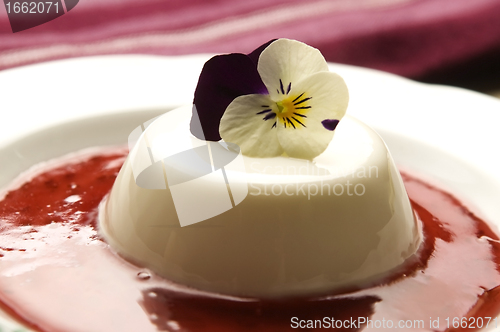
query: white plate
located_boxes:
[0,55,499,331]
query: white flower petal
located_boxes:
[276,71,349,159]
[220,94,284,157]
[257,39,329,101]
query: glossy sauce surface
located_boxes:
[0,148,499,332]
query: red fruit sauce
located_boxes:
[0,147,499,332]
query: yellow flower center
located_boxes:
[273,93,311,129]
[276,99,294,114]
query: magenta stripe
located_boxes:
[0,0,499,78]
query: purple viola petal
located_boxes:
[191,53,268,141]
[247,39,277,65]
[322,119,340,131]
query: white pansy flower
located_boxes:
[219,39,349,160]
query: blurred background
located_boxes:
[1,0,499,98]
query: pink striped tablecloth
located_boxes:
[1,0,500,79]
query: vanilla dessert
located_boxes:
[2,38,500,331]
[101,38,422,299]
[99,105,421,298]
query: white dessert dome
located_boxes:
[99,105,421,298]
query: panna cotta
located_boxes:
[2,39,500,331]
[99,105,421,298]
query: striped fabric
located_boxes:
[1,0,500,77]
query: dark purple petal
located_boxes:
[322,119,340,131]
[191,53,268,141]
[247,39,277,65]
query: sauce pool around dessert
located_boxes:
[0,147,499,332]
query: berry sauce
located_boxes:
[0,147,499,332]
